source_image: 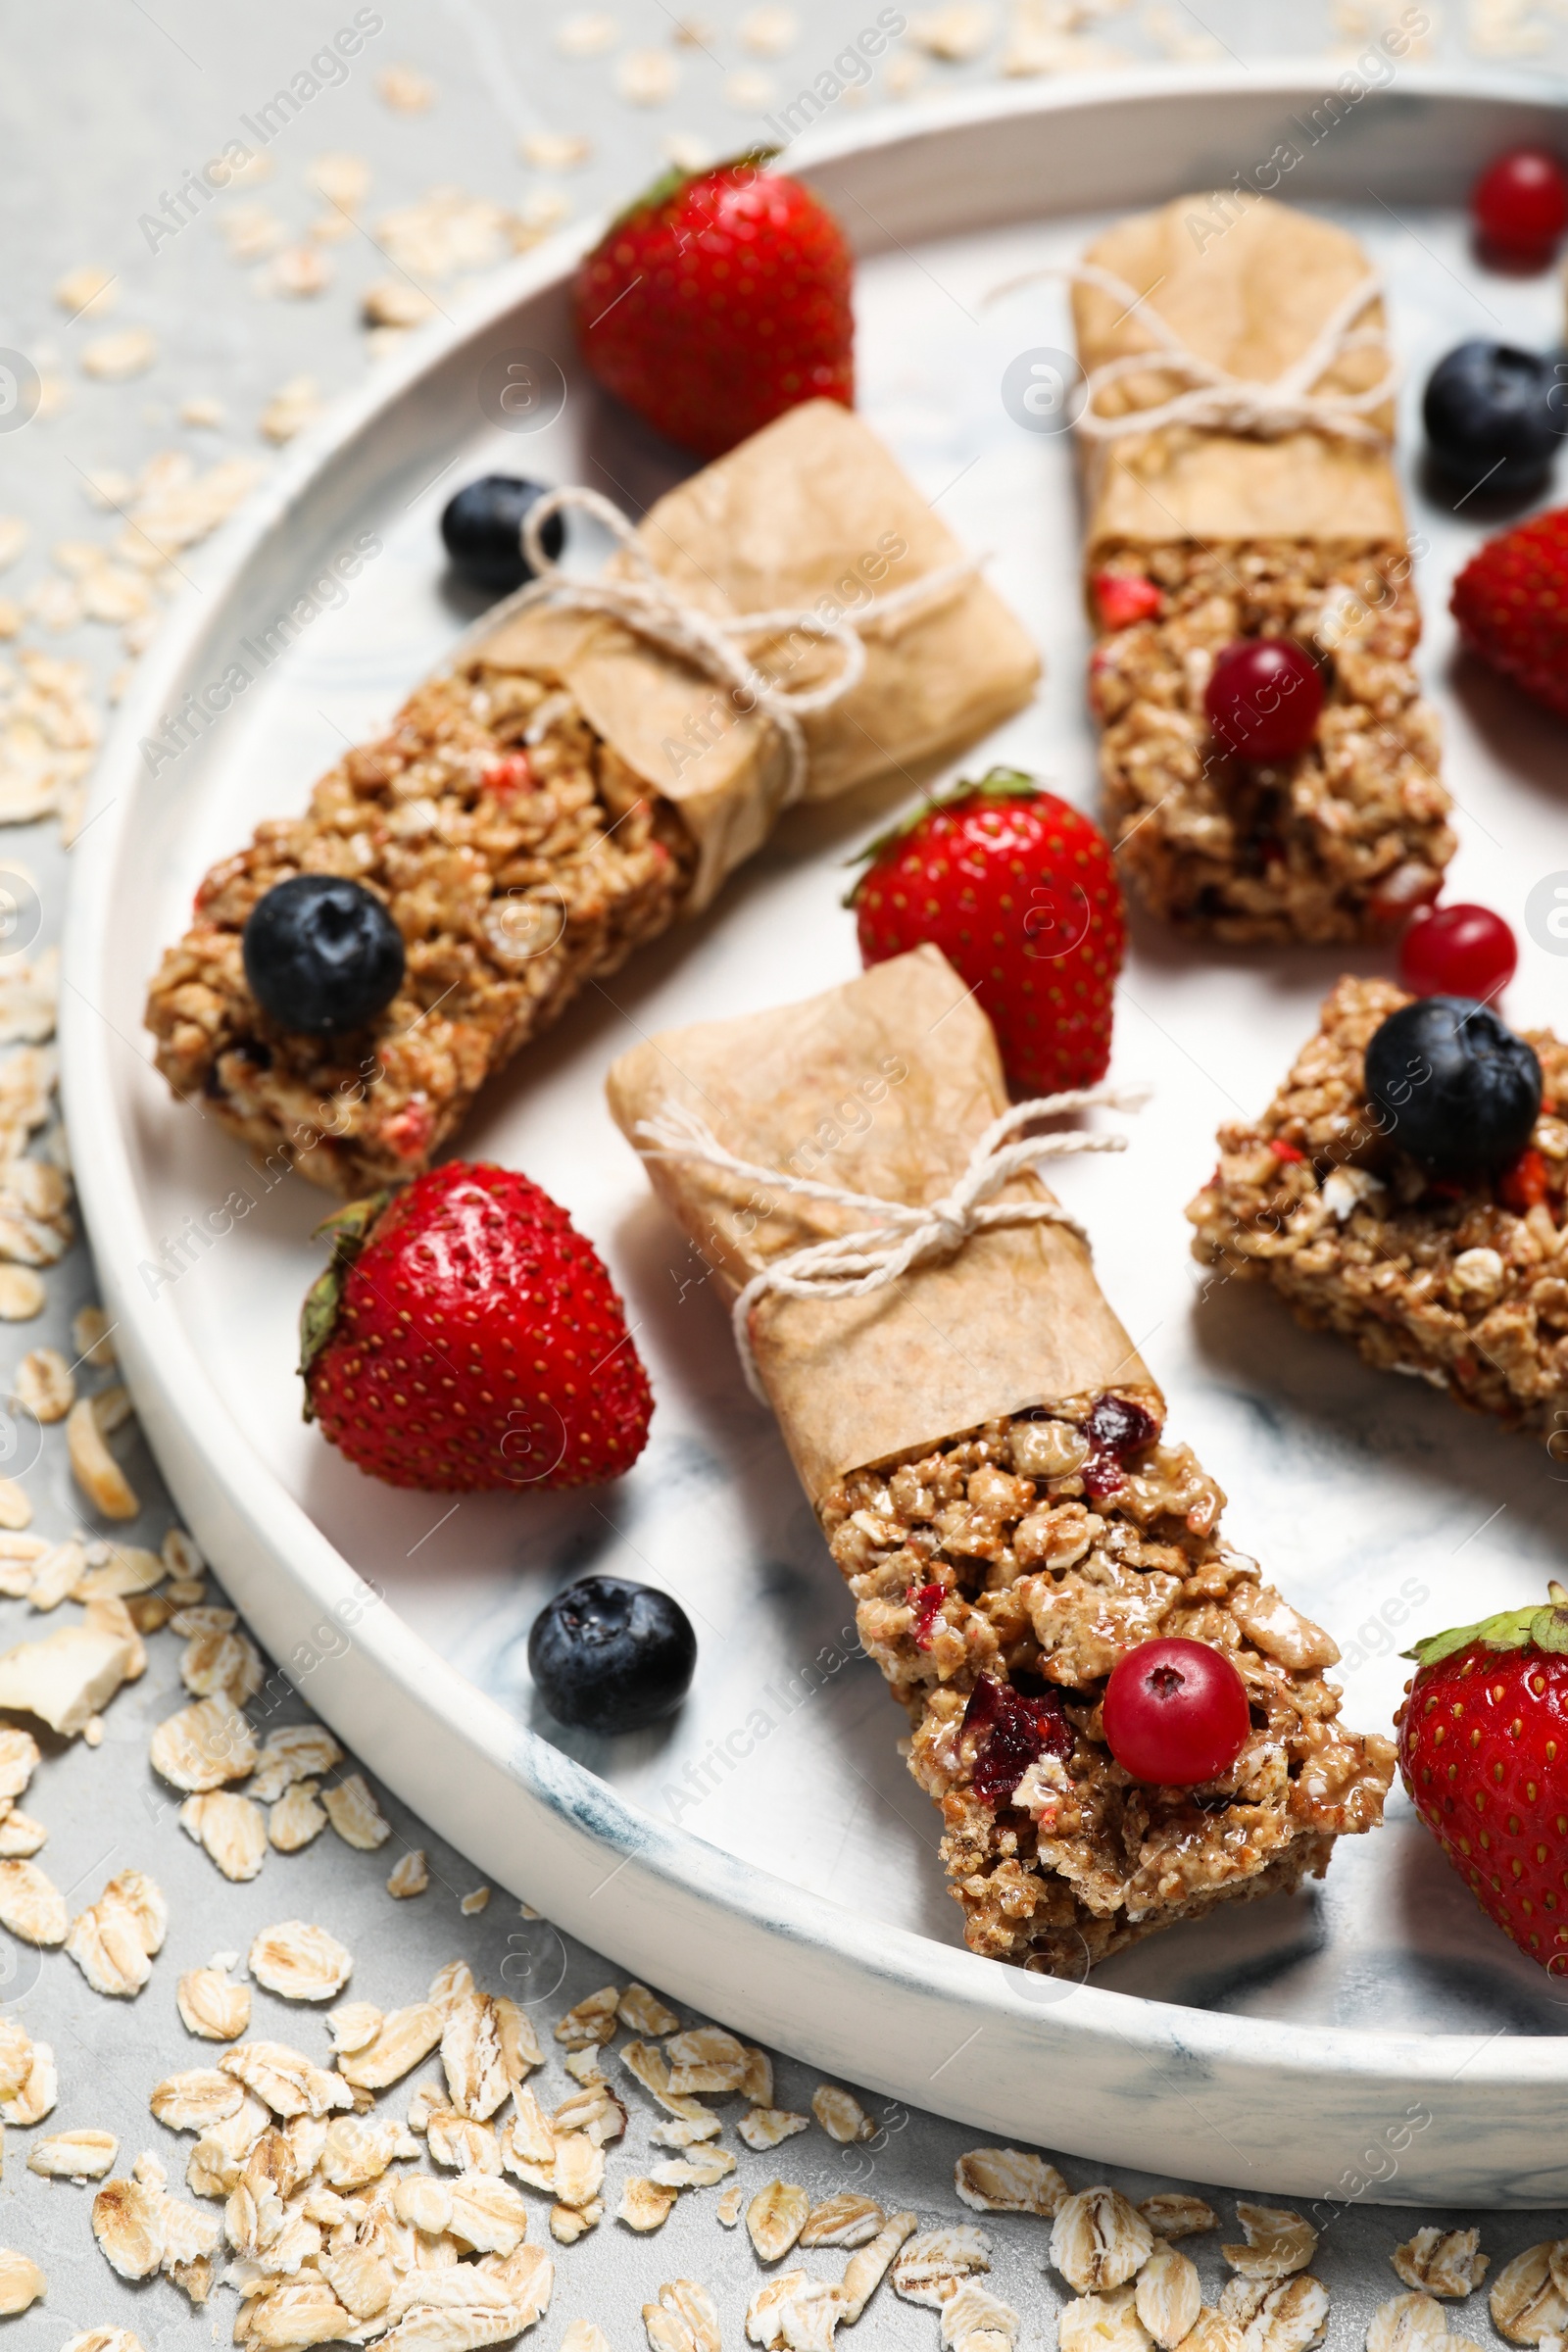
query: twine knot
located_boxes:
[995,261,1397,450]
[634,1083,1145,1400]
[448,483,983,807]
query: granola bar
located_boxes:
[821,1392,1392,1972]
[146,402,1038,1195]
[1071,196,1455,944]
[1186,975,1568,1429]
[1090,541,1454,944]
[607,946,1394,1976]
[146,665,694,1195]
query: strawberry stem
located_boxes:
[610,145,782,229]
[842,766,1046,908]
[1404,1591,1568,1667]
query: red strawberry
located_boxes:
[849,768,1127,1096]
[1395,1582,1568,1972]
[300,1162,652,1493]
[574,153,854,460]
[1451,505,1568,719]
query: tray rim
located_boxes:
[60,61,1568,2201]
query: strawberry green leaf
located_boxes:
[1404,1595,1568,1668]
[611,146,781,229]
[842,766,1047,906]
[298,1189,392,1409]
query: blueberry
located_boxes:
[1364,995,1542,1177]
[440,474,564,596]
[242,875,405,1035]
[528,1574,696,1736]
[1422,340,1559,495]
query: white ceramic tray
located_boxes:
[65,66,1568,2204]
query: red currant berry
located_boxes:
[1102,1638,1250,1787]
[1398,902,1517,1002]
[1472,147,1568,267]
[1204,639,1324,760]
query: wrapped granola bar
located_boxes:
[145,401,1038,1195]
[1071,195,1454,944]
[607,945,1394,1974]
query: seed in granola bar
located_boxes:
[243,873,405,1035]
[961,1674,1071,1805]
[1102,1638,1250,1788]
[440,474,564,595]
[529,1573,695,1733]
[1205,638,1323,760]
[1365,997,1541,1177]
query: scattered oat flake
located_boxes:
[336,2001,444,2089]
[563,2328,612,2352]
[558,1984,620,2047]
[377,61,435,109]
[1053,2188,1154,2294]
[250,1720,341,1800]
[322,1771,390,1848]
[309,150,371,210]
[151,1696,257,1790]
[739,2106,808,2152]
[1367,2294,1449,2352]
[647,2279,721,2352]
[0,1268,44,1320]
[1394,2230,1489,2299]
[267,1783,322,1854]
[67,1394,137,1518]
[746,2270,846,2349]
[0,519,27,572]
[557,9,618,51]
[177,1966,250,2041]
[619,1983,679,2036]
[802,2192,885,2248]
[149,2067,241,2132]
[0,1856,66,1943]
[895,2225,992,2308]
[29,2125,117,2179]
[1,2038,56,2125]
[92,2175,165,2278]
[1138,2242,1203,2350]
[666,2026,747,2093]
[259,374,322,445]
[67,1882,162,1995]
[1224,2207,1318,2281]
[0,2018,29,2102]
[220,2040,353,2119]
[956,2145,1067,2216]
[743,3,800,48]
[1491,2248,1566,2345]
[178,394,224,427]
[0,1477,31,1532]
[649,2145,735,2190]
[180,1625,263,1702]
[0,2251,43,2313]
[908,1,996,56]
[461,1886,490,1915]
[388,1847,429,1897]
[616,47,678,102]
[249,1920,353,2001]
[0,1811,45,1857]
[265,244,334,298]
[0,1726,38,1799]
[748,2179,809,2265]
[82,328,158,380]
[812,2082,873,2143]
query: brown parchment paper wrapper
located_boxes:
[605,944,1153,1503]
[1071,195,1407,562]
[473,401,1040,911]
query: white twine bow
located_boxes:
[449,484,983,807]
[635,1085,1143,1400]
[994,260,1397,449]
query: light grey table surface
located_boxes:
[4,1,1568,2342]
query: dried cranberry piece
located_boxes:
[909,1582,946,1651]
[1082,1394,1159,1497]
[962,1673,1072,1805]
